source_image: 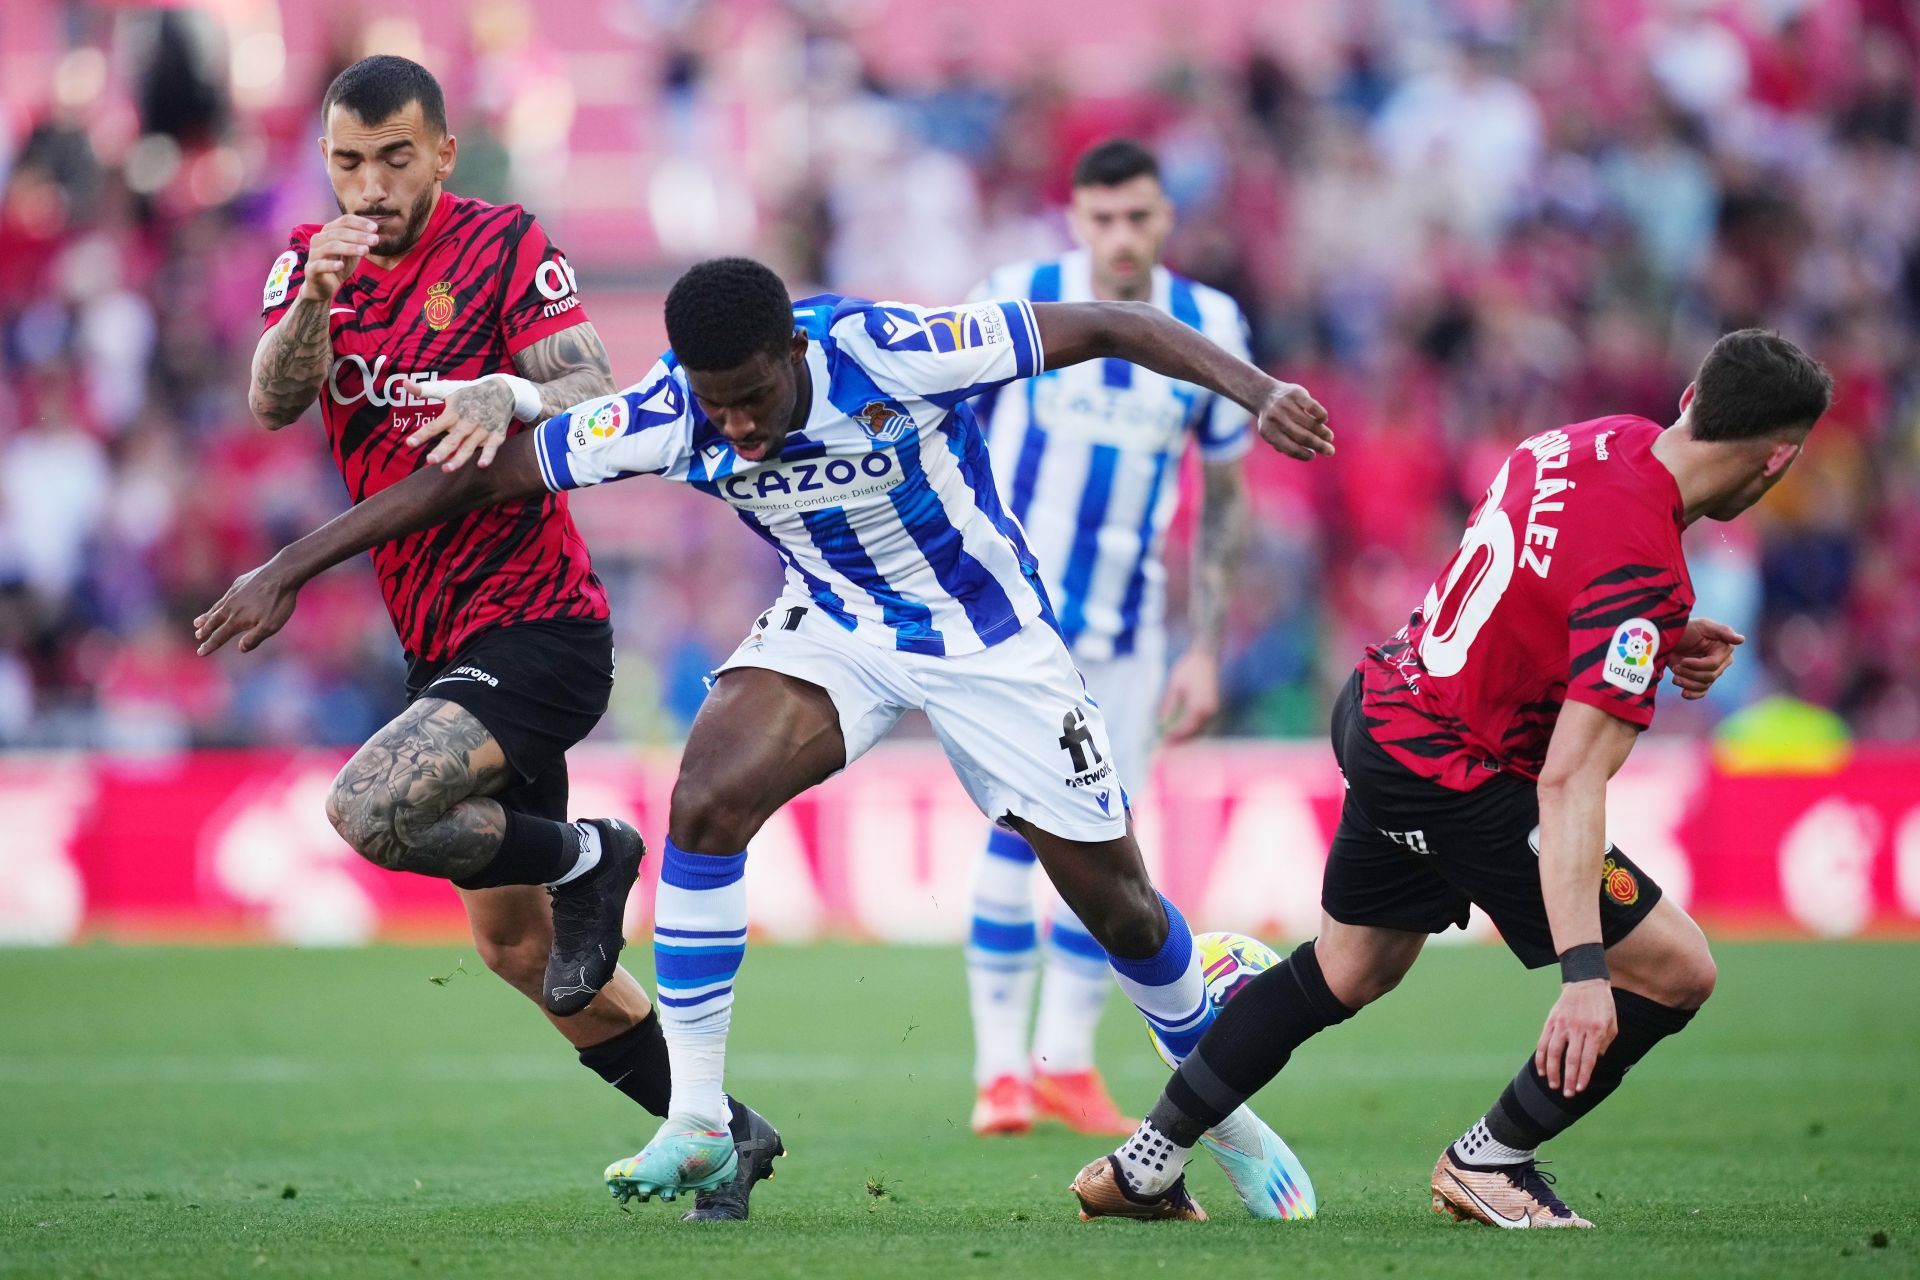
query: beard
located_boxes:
[341,183,437,257]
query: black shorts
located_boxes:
[404,618,615,822]
[1321,670,1661,968]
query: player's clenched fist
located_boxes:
[299,214,381,302]
[1255,381,1334,461]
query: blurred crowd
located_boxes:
[2,0,1917,751]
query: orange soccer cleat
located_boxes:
[971,1074,1034,1136]
[1033,1068,1137,1136]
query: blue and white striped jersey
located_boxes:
[533,293,1050,657]
[971,251,1252,662]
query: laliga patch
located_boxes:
[263,250,299,307]
[567,396,627,449]
[1603,617,1659,694]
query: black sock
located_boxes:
[1151,940,1358,1145]
[1483,987,1697,1152]
[453,809,580,890]
[577,1009,672,1116]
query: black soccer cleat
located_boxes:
[681,1099,786,1222]
[544,819,645,1016]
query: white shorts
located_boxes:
[716,598,1128,842]
[1072,630,1166,800]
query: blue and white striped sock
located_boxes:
[966,827,1039,1085]
[1033,898,1111,1074]
[653,840,748,1131]
[1108,894,1212,1065]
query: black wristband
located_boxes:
[1558,942,1609,984]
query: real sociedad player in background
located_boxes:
[207,56,781,1221]
[962,139,1254,1142]
[1073,330,1829,1226]
[195,257,1335,1219]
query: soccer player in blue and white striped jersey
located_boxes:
[197,256,1333,1218]
[963,140,1256,1142]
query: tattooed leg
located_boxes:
[325,698,513,880]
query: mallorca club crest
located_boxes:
[422,280,457,332]
[854,399,911,444]
[1601,853,1640,906]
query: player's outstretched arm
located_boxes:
[1532,700,1640,1099]
[404,323,619,471]
[1030,301,1334,461]
[193,434,547,656]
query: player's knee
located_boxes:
[666,774,763,853]
[1665,940,1717,1010]
[324,774,404,869]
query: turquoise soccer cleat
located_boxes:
[1199,1108,1317,1220]
[605,1119,740,1204]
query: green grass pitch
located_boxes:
[1,941,1914,1278]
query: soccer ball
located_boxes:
[1149,930,1282,1069]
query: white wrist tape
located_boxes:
[492,373,543,422]
[408,373,543,422]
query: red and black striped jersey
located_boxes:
[1358,416,1694,791]
[261,191,608,662]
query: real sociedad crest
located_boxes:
[854,400,911,444]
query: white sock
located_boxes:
[966,828,1039,1085]
[1453,1117,1535,1166]
[544,821,604,888]
[653,843,747,1131]
[1204,1104,1270,1156]
[663,1016,731,1132]
[1116,1118,1190,1197]
[1032,899,1109,1074]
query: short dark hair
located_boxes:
[322,55,448,135]
[1689,329,1833,442]
[1072,138,1160,190]
[665,258,795,371]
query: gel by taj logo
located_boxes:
[328,354,442,408]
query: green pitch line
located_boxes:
[0,941,1913,1279]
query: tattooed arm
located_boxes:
[249,214,379,429]
[405,322,618,471]
[248,298,332,429]
[1159,457,1251,742]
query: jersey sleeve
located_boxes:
[1564,562,1694,728]
[842,298,1044,407]
[259,227,315,332]
[1191,299,1253,462]
[498,213,591,356]
[531,360,691,492]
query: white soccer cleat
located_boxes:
[1199,1107,1317,1220]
